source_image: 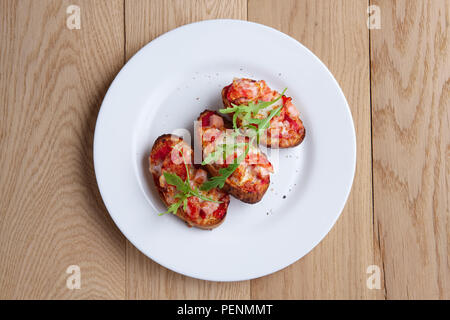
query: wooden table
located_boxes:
[0,0,448,299]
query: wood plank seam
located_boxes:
[248,0,377,299]
[369,0,387,299]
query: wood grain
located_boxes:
[370,0,449,299]
[124,0,250,299]
[0,0,126,299]
[0,0,448,300]
[248,0,383,299]
[125,0,247,59]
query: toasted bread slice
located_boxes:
[222,78,305,148]
[197,111,273,204]
[149,134,230,229]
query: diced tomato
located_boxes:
[213,202,227,219]
[224,84,232,100]
[284,114,300,131]
[260,176,270,185]
[151,144,172,162]
[186,197,200,220]
[202,111,214,127]
[259,81,279,102]
[282,95,292,106]
[259,155,272,168]
[227,79,259,101]
[245,153,260,165]
[245,151,272,168]
[162,158,187,181]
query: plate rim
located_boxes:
[93,19,357,282]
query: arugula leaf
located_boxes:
[160,145,221,215]
[200,140,251,191]
[201,89,288,192]
[163,172,189,193]
[159,200,182,216]
[199,173,227,191]
[172,143,191,184]
[222,99,272,117]
[201,130,242,166]
[202,148,224,165]
[219,88,287,131]
[202,142,247,165]
[190,187,221,203]
[244,103,284,144]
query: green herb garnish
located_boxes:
[160,145,221,216]
[200,139,252,191]
[243,103,284,144]
[219,88,287,143]
[202,142,247,165]
[200,88,286,191]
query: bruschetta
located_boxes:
[149,134,230,229]
[221,78,305,148]
[197,110,273,204]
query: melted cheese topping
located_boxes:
[150,137,228,224]
[226,78,304,143]
[200,112,273,187]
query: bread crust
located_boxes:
[150,134,230,229]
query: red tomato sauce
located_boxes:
[151,144,172,162]
[202,111,214,127]
[213,201,227,219]
[162,159,187,181]
[186,197,199,219]
[285,114,300,131]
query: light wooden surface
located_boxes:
[371,0,449,299]
[0,0,126,299]
[124,0,249,300]
[0,0,448,299]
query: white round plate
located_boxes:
[94,19,356,281]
